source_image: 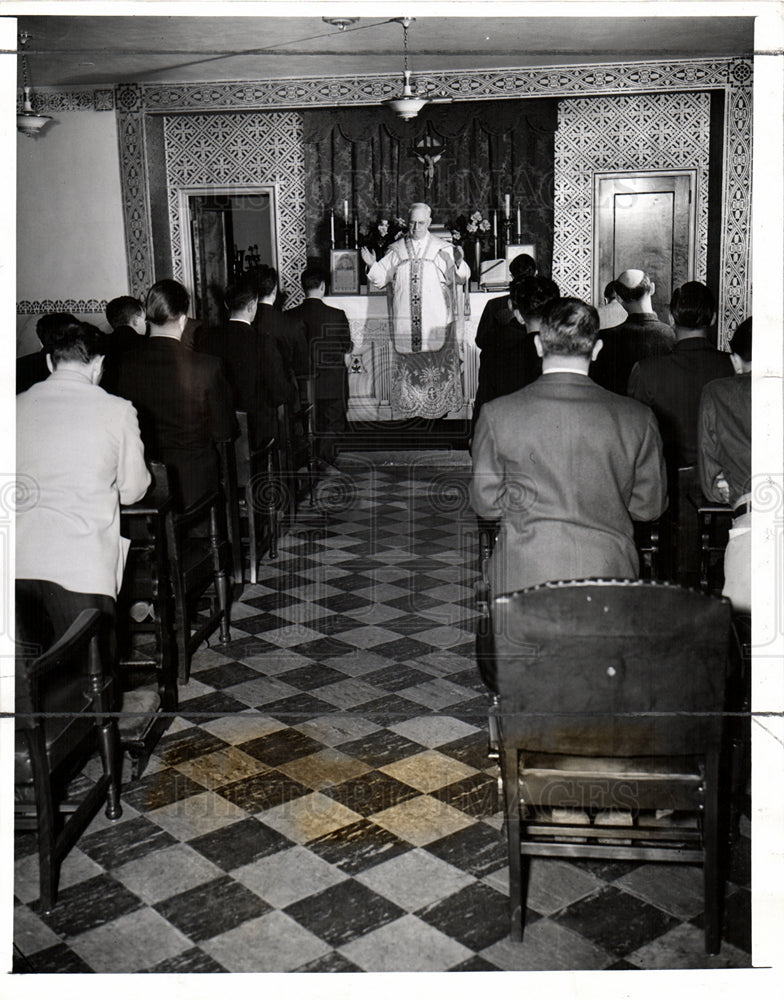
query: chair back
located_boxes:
[492,580,731,757]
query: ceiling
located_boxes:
[13,13,755,87]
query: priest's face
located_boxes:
[408,206,431,241]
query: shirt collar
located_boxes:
[48,368,93,384]
[541,366,590,377]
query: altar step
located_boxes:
[342,418,470,453]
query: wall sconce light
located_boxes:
[18,32,52,138]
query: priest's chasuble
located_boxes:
[367,234,470,419]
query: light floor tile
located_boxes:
[413,626,474,648]
[202,910,330,972]
[523,858,605,915]
[112,843,223,904]
[277,748,371,790]
[69,907,192,973]
[173,746,270,790]
[371,794,474,847]
[388,715,480,748]
[13,905,62,954]
[355,848,475,911]
[273,602,327,624]
[200,712,287,744]
[340,914,472,972]
[149,791,248,840]
[613,863,705,919]
[257,625,326,648]
[232,845,347,908]
[331,626,402,649]
[292,713,380,747]
[481,917,612,971]
[401,678,478,709]
[259,791,363,844]
[14,847,103,904]
[626,922,750,969]
[314,678,387,709]
[345,604,405,626]
[380,749,478,793]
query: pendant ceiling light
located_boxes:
[385,17,428,122]
[17,32,52,138]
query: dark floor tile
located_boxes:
[308,818,410,875]
[349,694,429,725]
[451,695,493,721]
[238,727,325,767]
[229,613,292,635]
[34,874,143,937]
[569,858,643,881]
[242,592,299,612]
[142,947,228,973]
[417,881,510,952]
[315,593,373,614]
[295,951,362,972]
[188,816,294,870]
[79,815,178,869]
[433,773,498,818]
[260,692,339,721]
[553,884,679,957]
[252,572,314,592]
[13,829,38,858]
[369,637,435,661]
[177,691,250,723]
[154,875,270,942]
[449,641,478,658]
[380,613,445,636]
[324,572,377,592]
[22,942,95,974]
[324,769,420,817]
[692,886,751,953]
[449,955,502,972]
[606,959,639,969]
[425,822,507,878]
[438,732,494,771]
[336,728,426,767]
[304,613,365,635]
[289,636,358,659]
[190,660,266,689]
[362,663,434,691]
[154,726,230,766]
[121,768,206,814]
[284,878,405,947]
[217,769,311,813]
[448,667,493,695]
[218,635,279,661]
[384,593,443,613]
[281,662,350,691]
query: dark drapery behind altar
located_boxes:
[302,97,558,273]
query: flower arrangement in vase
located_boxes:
[450,211,492,279]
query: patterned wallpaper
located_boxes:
[553,92,711,302]
[163,112,306,304]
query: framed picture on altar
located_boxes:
[505,244,536,282]
[329,249,360,295]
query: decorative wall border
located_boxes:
[17,298,108,315]
[116,57,752,341]
[17,88,114,112]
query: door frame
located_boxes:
[177,183,280,310]
[592,169,698,307]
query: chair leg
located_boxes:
[98,719,123,820]
[209,505,231,644]
[30,738,58,912]
[502,746,524,941]
[703,751,723,955]
[246,483,258,584]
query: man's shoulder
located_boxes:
[702,373,747,403]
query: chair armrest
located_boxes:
[21,609,101,682]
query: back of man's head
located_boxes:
[513,276,560,320]
[301,264,328,294]
[48,320,105,367]
[106,296,144,331]
[255,264,278,300]
[36,312,78,353]
[669,281,715,330]
[539,297,599,358]
[730,316,752,362]
[225,275,258,315]
[509,254,537,281]
[603,280,619,303]
[614,269,652,303]
[146,279,189,326]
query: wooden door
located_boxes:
[189,197,231,329]
[594,171,696,320]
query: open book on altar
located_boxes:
[480,258,509,291]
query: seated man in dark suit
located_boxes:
[472,275,559,432]
[16,312,76,394]
[101,295,146,393]
[286,264,353,468]
[252,264,308,396]
[201,274,294,445]
[590,268,675,394]
[116,279,236,511]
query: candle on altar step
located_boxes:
[330,210,335,244]
[504,193,511,219]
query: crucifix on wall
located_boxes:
[409,132,446,191]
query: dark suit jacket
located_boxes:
[471,372,667,596]
[475,294,517,351]
[285,297,352,400]
[628,336,735,469]
[101,325,146,394]
[16,349,49,394]
[473,304,539,428]
[255,303,308,381]
[116,336,236,510]
[590,312,675,395]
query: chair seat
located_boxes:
[15,670,94,784]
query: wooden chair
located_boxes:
[218,436,244,594]
[489,579,733,954]
[118,466,179,779]
[276,381,317,518]
[688,492,733,594]
[233,411,280,582]
[15,604,122,912]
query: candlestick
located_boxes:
[516,204,522,241]
[330,210,335,247]
[353,217,359,248]
[504,193,511,219]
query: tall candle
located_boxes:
[516,204,522,238]
[504,193,511,219]
[330,210,335,244]
[492,211,497,237]
[343,199,349,222]
[354,218,359,246]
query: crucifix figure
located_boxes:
[410,133,446,191]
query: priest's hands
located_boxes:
[360,246,377,267]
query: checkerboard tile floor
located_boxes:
[13,457,751,973]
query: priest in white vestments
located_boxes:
[361,203,471,419]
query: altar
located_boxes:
[326,291,503,421]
